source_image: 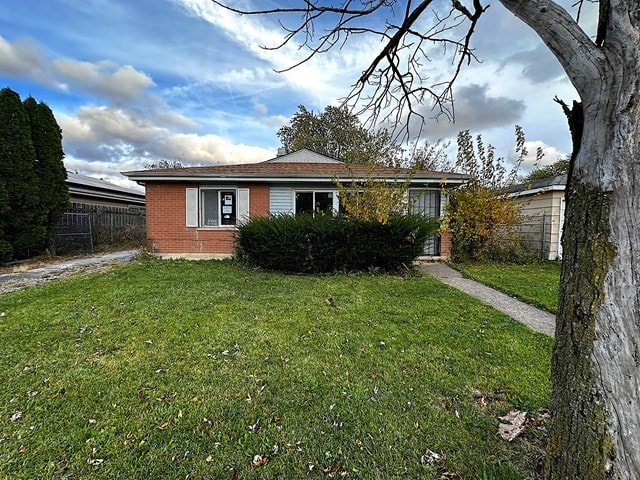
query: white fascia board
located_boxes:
[508,185,566,198]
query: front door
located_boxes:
[409,189,441,256]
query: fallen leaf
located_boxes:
[498,410,527,441]
[251,454,268,467]
[421,449,442,465]
[248,420,261,433]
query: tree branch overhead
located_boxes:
[212,1,490,139]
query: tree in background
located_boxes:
[0,87,44,258]
[277,105,397,164]
[23,96,68,249]
[445,128,526,261]
[525,158,570,182]
[144,160,184,169]
[278,104,454,169]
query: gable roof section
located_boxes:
[265,148,343,164]
[122,149,468,185]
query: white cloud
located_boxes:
[0,35,156,105]
[0,36,51,84]
[177,0,373,105]
[58,105,273,168]
[53,59,154,103]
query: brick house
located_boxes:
[122,149,467,260]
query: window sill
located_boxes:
[196,226,238,231]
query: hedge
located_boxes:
[235,214,439,273]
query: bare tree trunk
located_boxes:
[499,1,640,478]
[547,76,640,480]
[546,28,640,480]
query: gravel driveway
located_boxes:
[0,249,140,295]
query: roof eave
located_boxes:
[121,172,468,185]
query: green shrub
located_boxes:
[235,214,438,273]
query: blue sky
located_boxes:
[0,0,595,189]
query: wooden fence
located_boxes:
[51,203,146,254]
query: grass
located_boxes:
[454,263,561,314]
[0,260,552,479]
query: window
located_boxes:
[202,189,236,226]
[186,187,249,228]
[295,190,339,216]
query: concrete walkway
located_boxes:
[420,263,555,337]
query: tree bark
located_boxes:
[499,1,640,478]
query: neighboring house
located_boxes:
[66,171,146,211]
[509,174,567,260]
[51,172,146,253]
[122,149,468,260]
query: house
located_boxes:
[122,149,468,260]
[51,172,146,253]
[509,174,566,260]
[66,171,145,211]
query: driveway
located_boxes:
[0,249,140,295]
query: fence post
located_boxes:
[540,212,546,259]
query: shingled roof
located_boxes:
[122,149,468,185]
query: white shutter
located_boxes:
[440,191,448,218]
[237,188,250,224]
[186,188,199,227]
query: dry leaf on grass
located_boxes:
[498,410,527,441]
[252,454,268,467]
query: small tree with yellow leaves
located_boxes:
[445,127,529,262]
[335,171,410,224]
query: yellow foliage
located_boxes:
[445,186,522,259]
[335,174,409,224]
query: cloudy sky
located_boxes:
[0,0,596,189]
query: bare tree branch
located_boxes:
[211,1,490,141]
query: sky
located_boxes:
[0,0,597,190]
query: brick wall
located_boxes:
[144,182,270,256]
[247,183,269,217]
[439,231,452,259]
[145,182,452,259]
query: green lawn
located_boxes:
[454,263,561,314]
[0,260,552,479]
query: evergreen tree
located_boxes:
[23,96,68,245]
[0,177,12,261]
[0,87,45,258]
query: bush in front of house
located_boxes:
[235,214,439,273]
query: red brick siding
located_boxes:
[244,183,269,217]
[144,182,270,255]
[439,231,452,259]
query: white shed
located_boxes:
[509,175,566,261]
